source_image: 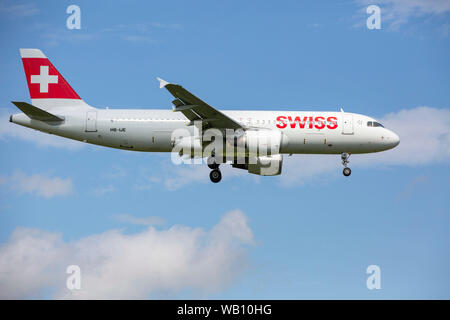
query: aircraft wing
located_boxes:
[157,78,243,130]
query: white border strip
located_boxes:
[20,48,47,59]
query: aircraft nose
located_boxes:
[386,130,400,148]
[392,132,400,147]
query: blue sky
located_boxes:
[0,0,449,299]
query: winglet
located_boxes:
[157,77,170,89]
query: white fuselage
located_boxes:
[11,107,400,155]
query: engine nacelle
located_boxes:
[248,154,283,176]
[243,130,283,157]
[233,154,283,176]
[211,129,285,158]
[172,128,286,160]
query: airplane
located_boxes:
[10,49,400,183]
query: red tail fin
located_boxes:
[20,49,88,110]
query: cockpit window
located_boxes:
[367,121,384,128]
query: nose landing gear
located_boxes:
[341,153,351,177]
[343,167,351,176]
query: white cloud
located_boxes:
[101,22,181,45]
[150,22,182,30]
[103,22,181,33]
[92,185,116,197]
[281,106,450,185]
[356,0,450,29]
[34,21,181,46]
[368,106,450,165]
[134,162,253,191]
[0,228,68,299]
[102,166,127,179]
[42,30,96,46]
[163,165,212,191]
[114,214,166,226]
[395,174,430,201]
[0,2,39,18]
[0,210,254,299]
[0,112,84,150]
[132,163,211,191]
[120,35,155,44]
[0,171,73,198]
[280,155,339,186]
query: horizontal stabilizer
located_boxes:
[11,101,64,122]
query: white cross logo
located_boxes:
[30,65,58,93]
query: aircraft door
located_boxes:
[85,111,97,132]
[342,113,354,135]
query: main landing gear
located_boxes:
[207,157,222,183]
[341,153,351,177]
[209,169,222,183]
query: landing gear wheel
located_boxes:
[207,157,220,170]
[209,169,222,183]
[341,153,351,177]
[343,167,351,177]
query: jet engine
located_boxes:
[232,154,283,176]
[206,129,286,158]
